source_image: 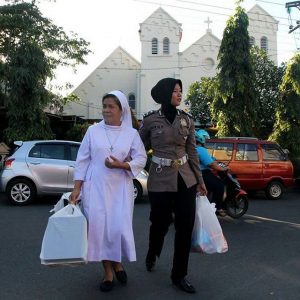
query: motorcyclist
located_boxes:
[195,129,228,217]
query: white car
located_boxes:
[0,140,148,205]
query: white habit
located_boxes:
[74,92,147,262]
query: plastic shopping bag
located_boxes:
[40,204,88,265]
[49,192,72,213]
[191,195,228,254]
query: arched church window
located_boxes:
[250,36,255,46]
[260,36,268,53]
[128,93,136,110]
[163,37,170,54]
[152,38,158,54]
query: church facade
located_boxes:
[63,4,278,121]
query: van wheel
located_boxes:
[6,179,36,205]
[265,181,283,200]
[133,180,143,203]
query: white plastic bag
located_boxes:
[191,195,228,254]
[49,192,72,213]
[40,204,88,265]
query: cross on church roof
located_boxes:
[204,17,212,30]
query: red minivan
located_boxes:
[205,137,295,199]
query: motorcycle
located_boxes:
[217,162,249,219]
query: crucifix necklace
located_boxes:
[104,126,121,153]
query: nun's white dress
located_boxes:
[74,121,147,262]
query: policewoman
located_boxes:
[139,77,207,294]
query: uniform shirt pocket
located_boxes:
[179,126,189,137]
[151,127,164,139]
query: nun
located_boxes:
[70,90,147,292]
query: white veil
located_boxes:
[102,90,132,129]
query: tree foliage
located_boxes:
[185,77,216,126]
[212,3,256,137]
[269,53,300,155]
[251,47,284,139]
[185,46,284,139]
[66,123,90,142]
[0,0,91,143]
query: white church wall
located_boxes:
[65,5,278,121]
[180,31,220,91]
[248,5,278,65]
[64,47,140,120]
[139,7,181,67]
[139,8,183,116]
[64,70,138,120]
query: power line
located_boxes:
[135,0,299,53]
[256,0,285,5]
[135,0,299,23]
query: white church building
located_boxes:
[63,4,278,121]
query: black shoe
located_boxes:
[100,279,114,292]
[114,270,128,284]
[145,252,156,272]
[216,209,227,217]
[172,277,196,294]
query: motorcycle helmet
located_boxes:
[195,129,210,144]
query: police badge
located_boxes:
[180,118,187,127]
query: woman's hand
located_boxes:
[105,156,130,170]
[105,156,121,169]
[196,183,207,196]
[69,188,81,204]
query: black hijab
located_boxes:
[151,78,182,124]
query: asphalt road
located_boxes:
[0,189,299,300]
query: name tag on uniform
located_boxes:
[151,125,163,129]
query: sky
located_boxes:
[2,0,300,94]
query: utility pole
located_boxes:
[286,1,300,33]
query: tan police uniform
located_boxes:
[139,109,203,192]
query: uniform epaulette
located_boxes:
[178,109,193,118]
[143,110,156,118]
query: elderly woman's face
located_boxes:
[171,83,182,107]
[102,97,122,126]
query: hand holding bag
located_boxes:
[40,204,88,265]
[191,195,228,254]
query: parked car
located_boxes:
[0,140,148,205]
[205,137,295,199]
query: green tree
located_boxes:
[0,0,91,143]
[66,123,90,142]
[251,47,285,139]
[211,2,256,137]
[185,77,216,126]
[269,53,300,155]
[186,47,284,138]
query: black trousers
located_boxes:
[202,169,225,210]
[148,174,197,280]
